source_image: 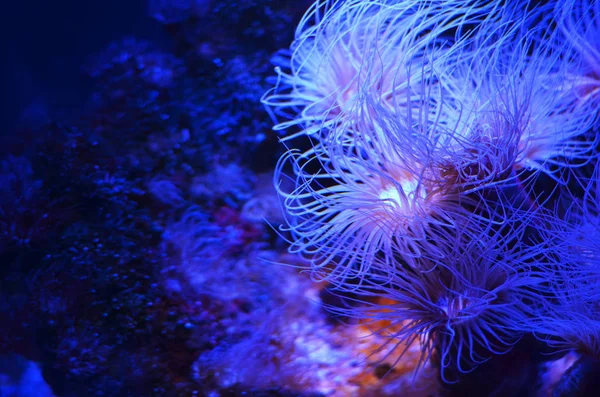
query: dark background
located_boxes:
[2,0,166,135]
[0,0,552,137]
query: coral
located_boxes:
[241,172,285,227]
[52,320,112,378]
[85,38,184,88]
[190,163,256,207]
[83,38,186,159]
[147,0,212,24]
[149,0,309,59]
[0,155,48,250]
[3,1,313,396]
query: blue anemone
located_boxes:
[556,0,600,120]
[266,0,600,386]
[261,0,508,143]
[326,208,556,383]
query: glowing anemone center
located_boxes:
[378,176,425,212]
[439,295,469,319]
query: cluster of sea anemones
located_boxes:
[264,0,600,389]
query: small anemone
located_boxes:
[326,209,557,383]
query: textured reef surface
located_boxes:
[2,1,600,396]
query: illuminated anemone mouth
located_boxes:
[438,295,479,324]
[274,118,469,284]
[377,176,426,214]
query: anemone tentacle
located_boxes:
[434,2,598,186]
[324,209,557,382]
[262,0,511,145]
[555,0,600,118]
[266,0,600,385]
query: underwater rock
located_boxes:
[0,354,55,397]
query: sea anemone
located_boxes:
[267,0,600,388]
[273,94,499,287]
[269,0,545,287]
[328,210,556,382]
[556,0,600,117]
[436,3,597,186]
[262,0,505,143]
[522,168,600,357]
